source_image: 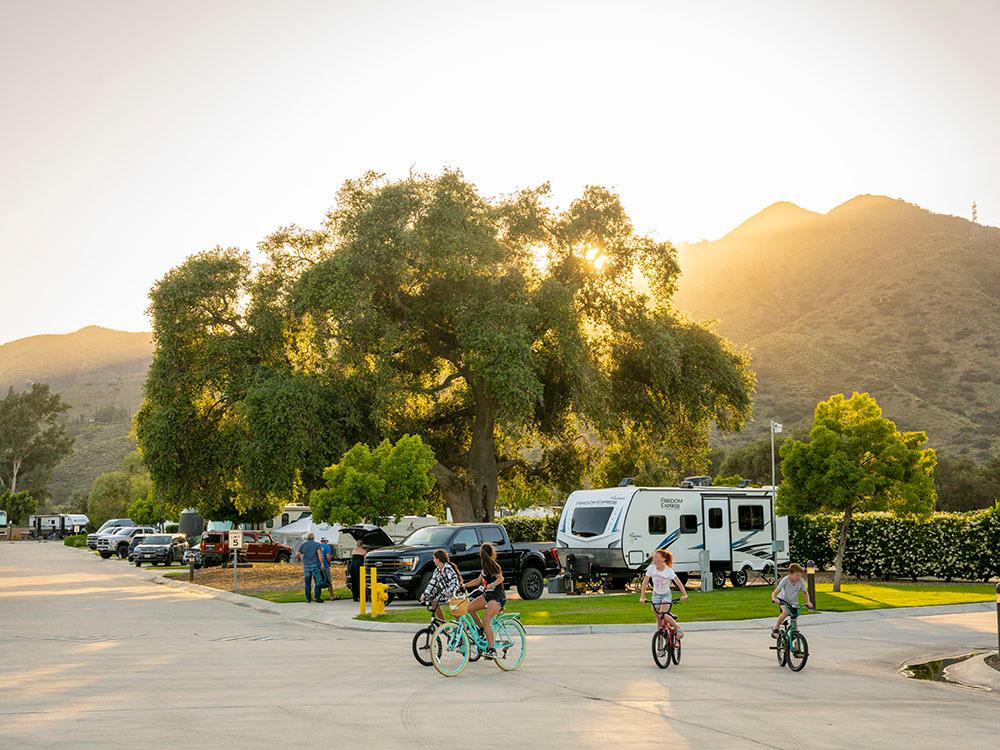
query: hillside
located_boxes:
[675,196,1000,457]
[0,326,153,501]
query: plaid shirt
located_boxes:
[422,563,460,603]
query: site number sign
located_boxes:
[228,529,245,549]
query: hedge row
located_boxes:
[788,505,1000,581]
[502,515,558,543]
[63,534,88,547]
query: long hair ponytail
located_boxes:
[434,548,462,581]
[480,542,501,577]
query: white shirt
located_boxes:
[645,563,677,597]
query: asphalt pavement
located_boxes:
[2,543,997,749]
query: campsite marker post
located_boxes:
[995,583,999,658]
[228,529,244,593]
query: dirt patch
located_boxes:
[183,563,347,592]
[986,654,1000,673]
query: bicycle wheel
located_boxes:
[652,631,671,669]
[671,632,682,666]
[786,631,809,672]
[411,626,435,667]
[775,633,788,667]
[430,622,470,677]
[493,618,527,671]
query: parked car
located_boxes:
[200,530,292,566]
[362,523,560,601]
[134,534,188,566]
[182,535,203,568]
[127,534,149,561]
[97,526,156,559]
[87,518,135,550]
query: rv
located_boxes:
[27,513,89,540]
[555,482,788,588]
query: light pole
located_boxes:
[770,420,783,582]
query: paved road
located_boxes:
[2,544,997,749]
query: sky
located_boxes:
[2,0,999,343]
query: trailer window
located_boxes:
[570,507,614,538]
[679,514,698,534]
[708,508,723,529]
[648,515,666,534]
[738,504,765,531]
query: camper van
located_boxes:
[27,513,89,540]
[556,482,788,588]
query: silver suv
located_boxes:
[97,526,156,559]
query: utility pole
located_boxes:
[972,202,978,224]
[770,420,783,582]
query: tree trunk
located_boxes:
[428,379,499,522]
[832,504,853,592]
[10,458,20,494]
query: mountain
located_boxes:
[675,196,1000,457]
[0,326,153,502]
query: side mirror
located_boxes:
[452,543,467,553]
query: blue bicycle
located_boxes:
[430,595,527,677]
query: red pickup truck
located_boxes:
[201,530,292,566]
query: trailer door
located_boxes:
[702,497,731,566]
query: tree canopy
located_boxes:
[1,490,38,525]
[0,384,74,497]
[310,435,436,526]
[137,170,754,522]
[778,392,936,590]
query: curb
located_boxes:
[124,556,997,635]
[943,651,1000,692]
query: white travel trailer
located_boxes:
[556,482,788,587]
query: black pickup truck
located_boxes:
[363,523,560,601]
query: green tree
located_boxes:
[0,384,74,496]
[1,490,38,525]
[778,392,936,591]
[87,470,153,527]
[290,171,753,519]
[135,248,377,525]
[716,437,783,486]
[310,435,436,526]
[497,470,554,515]
[127,490,172,527]
[933,454,1000,511]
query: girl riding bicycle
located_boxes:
[639,548,688,638]
[463,542,505,660]
[419,548,463,621]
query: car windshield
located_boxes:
[401,527,455,546]
[144,535,172,544]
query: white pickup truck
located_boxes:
[97,526,156,559]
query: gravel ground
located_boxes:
[186,562,347,592]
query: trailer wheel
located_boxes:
[730,567,749,587]
[712,570,728,589]
[676,572,689,586]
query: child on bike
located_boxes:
[463,543,505,659]
[419,548,463,621]
[639,548,688,638]
[771,562,813,638]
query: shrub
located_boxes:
[788,504,1000,581]
[502,515,559,543]
[63,534,88,547]
[164,522,179,533]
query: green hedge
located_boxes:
[788,505,1000,581]
[63,534,88,547]
[502,515,559,543]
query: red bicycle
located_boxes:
[650,601,682,669]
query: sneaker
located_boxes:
[484,648,497,660]
[315,598,323,603]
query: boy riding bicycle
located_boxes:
[639,548,688,638]
[771,562,813,638]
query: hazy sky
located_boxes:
[2,0,998,343]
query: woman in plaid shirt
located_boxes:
[419,549,463,620]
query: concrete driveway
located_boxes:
[1,543,996,749]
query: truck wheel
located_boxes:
[276,552,290,564]
[712,570,728,589]
[730,567,750,587]
[516,566,544,600]
[135,561,141,567]
[118,546,129,559]
[99,551,112,559]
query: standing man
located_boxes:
[319,536,336,601]
[296,532,325,603]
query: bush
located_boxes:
[788,504,1000,581]
[63,534,88,547]
[164,522,179,533]
[502,515,559,543]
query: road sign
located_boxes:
[228,529,244,549]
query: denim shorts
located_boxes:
[651,593,673,608]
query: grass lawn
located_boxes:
[355,582,996,625]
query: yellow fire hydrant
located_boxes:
[370,568,389,618]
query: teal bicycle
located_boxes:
[430,595,527,677]
[772,598,809,671]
